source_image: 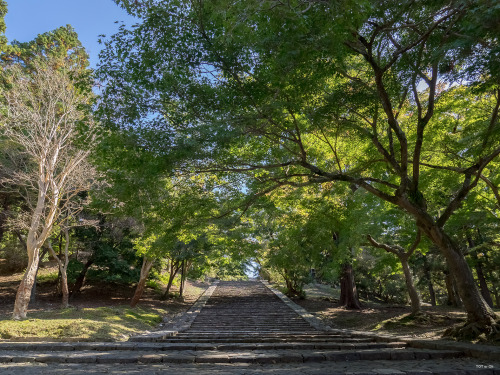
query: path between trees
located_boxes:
[0,280,498,374]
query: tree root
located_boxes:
[443,319,500,342]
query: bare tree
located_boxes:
[46,167,98,309]
[1,60,97,319]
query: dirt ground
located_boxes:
[0,266,209,320]
[295,297,466,338]
[292,283,496,342]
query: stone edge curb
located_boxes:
[261,280,333,332]
[129,280,220,342]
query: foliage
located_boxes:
[98,0,500,330]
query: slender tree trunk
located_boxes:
[492,284,500,308]
[423,259,437,306]
[131,257,154,307]
[12,246,40,320]
[466,235,494,308]
[471,254,494,308]
[61,233,70,308]
[181,260,191,294]
[163,260,180,298]
[445,272,461,307]
[399,255,421,314]
[339,263,361,309]
[47,229,71,308]
[366,234,421,314]
[179,260,186,298]
[60,271,69,308]
[416,220,497,326]
[428,278,437,306]
[70,258,94,298]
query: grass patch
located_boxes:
[0,305,166,341]
[36,270,59,283]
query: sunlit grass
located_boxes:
[0,306,166,341]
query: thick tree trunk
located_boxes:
[12,247,40,320]
[416,220,497,326]
[399,255,421,315]
[70,258,94,298]
[131,258,154,307]
[30,246,48,304]
[339,263,361,309]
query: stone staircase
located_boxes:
[0,280,498,374]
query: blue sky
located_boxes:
[4,0,136,68]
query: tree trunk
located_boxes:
[423,259,437,306]
[339,263,361,309]
[70,258,94,299]
[130,257,154,307]
[163,260,180,298]
[417,220,497,326]
[60,271,69,308]
[428,278,437,306]
[12,246,40,320]
[471,254,494,308]
[47,229,71,308]
[492,284,500,308]
[30,246,48,305]
[399,255,421,315]
[179,260,186,298]
[466,235,494,309]
[445,272,461,307]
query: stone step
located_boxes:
[0,348,465,364]
[0,341,407,352]
[187,327,314,330]
[189,323,312,326]
[173,330,348,341]
[159,337,394,344]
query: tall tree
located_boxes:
[1,60,97,319]
[100,0,500,335]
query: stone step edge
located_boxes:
[129,280,220,342]
[0,348,465,364]
[260,280,333,332]
[0,341,407,352]
[332,329,500,362]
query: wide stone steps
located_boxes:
[0,347,465,364]
[0,341,405,352]
[2,280,498,373]
[159,335,380,343]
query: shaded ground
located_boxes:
[292,283,478,340]
[0,265,209,341]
